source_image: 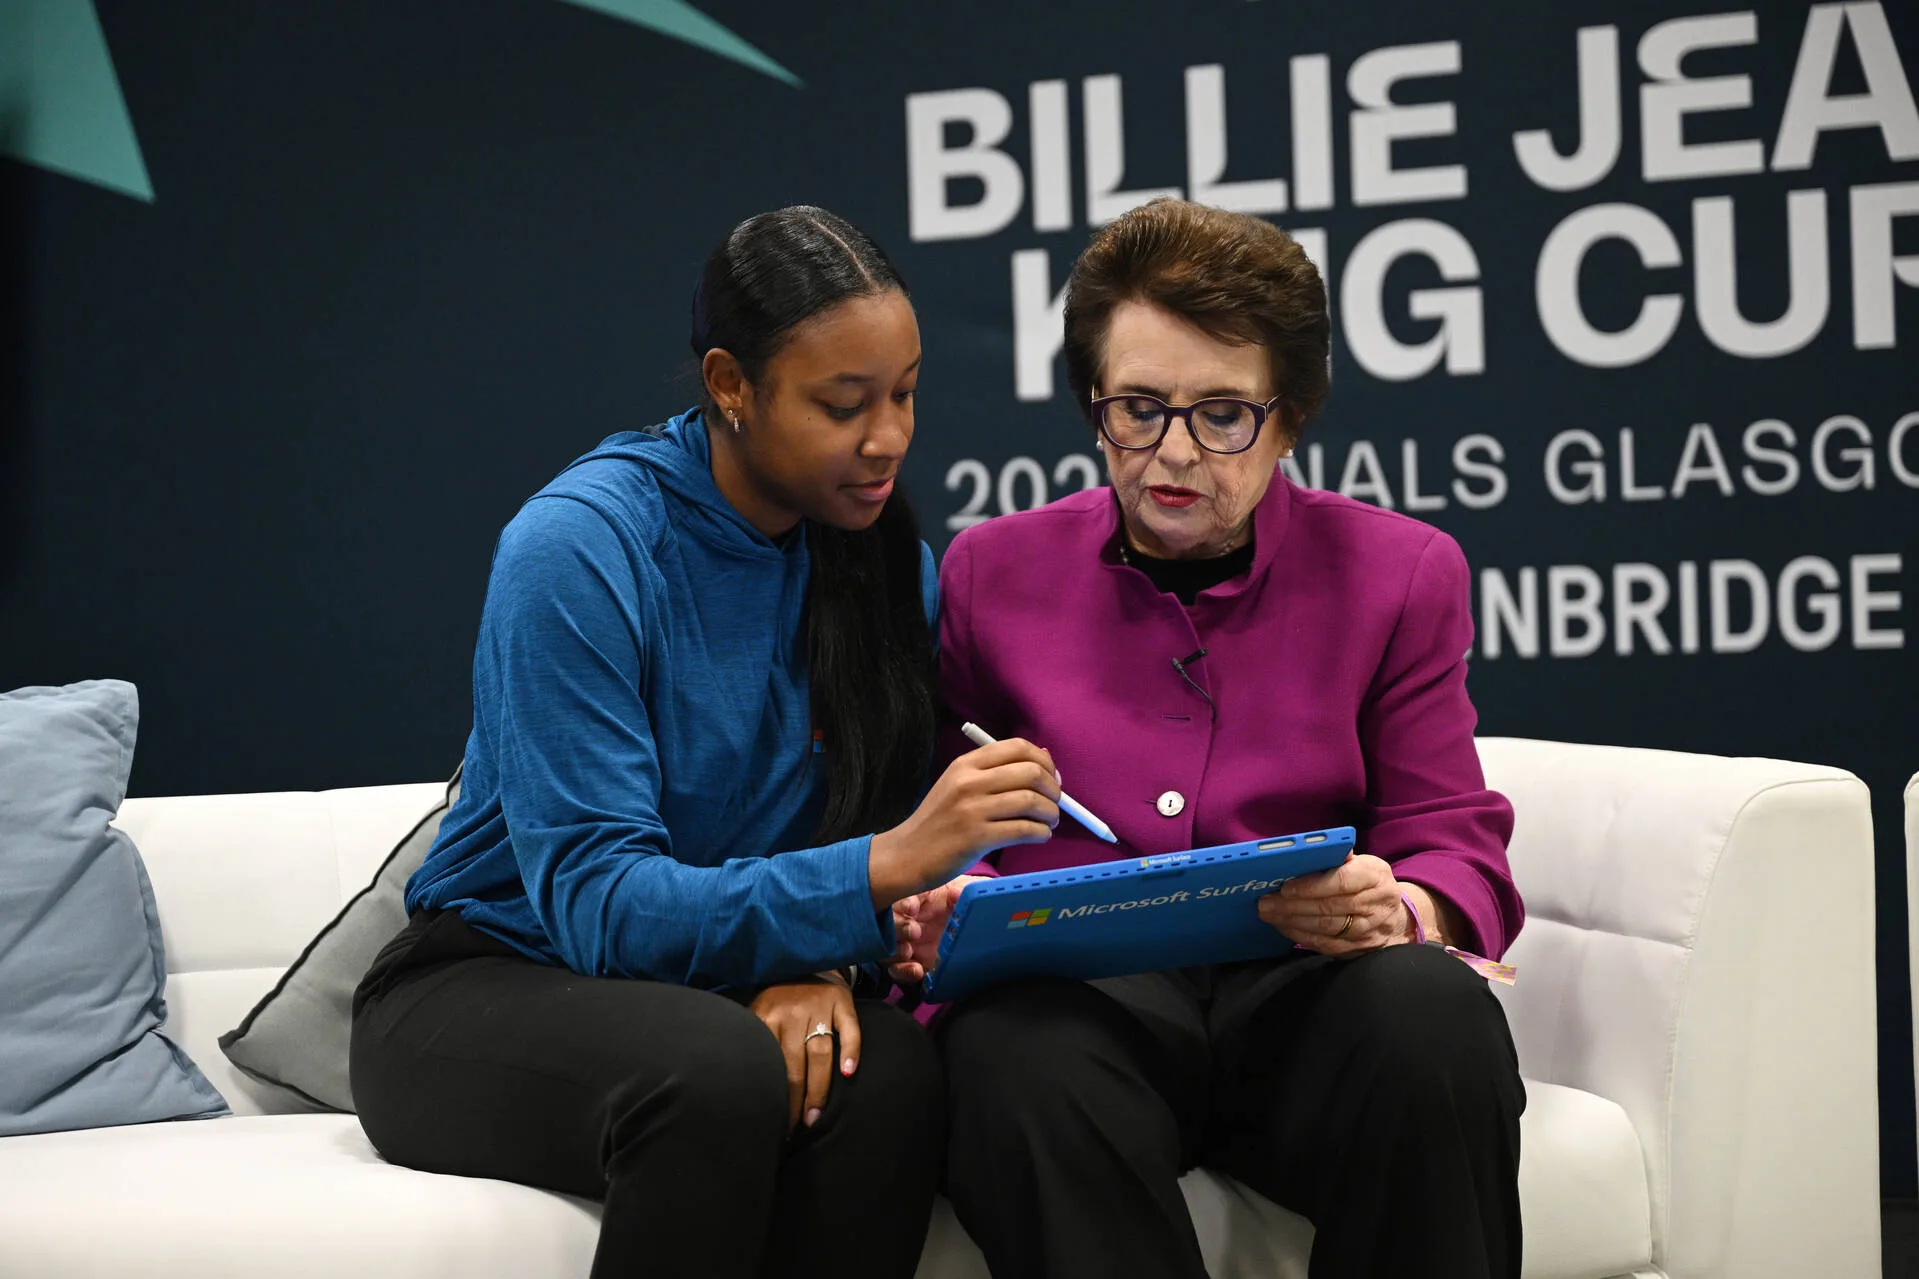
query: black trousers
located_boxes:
[939,943,1525,1279]
[350,910,944,1279]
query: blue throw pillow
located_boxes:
[0,680,228,1136]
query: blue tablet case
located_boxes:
[920,827,1356,1004]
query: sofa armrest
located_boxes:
[1908,770,1918,1192]
[1475,737,1879,1279]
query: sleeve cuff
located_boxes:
[1391,852,1503,958]
[830,834,896,963]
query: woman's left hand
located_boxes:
[1258,853,1420,956]
[886,874,990,983]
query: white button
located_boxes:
[1156,791,1185,817]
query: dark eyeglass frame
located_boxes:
[1090,391,1285,456]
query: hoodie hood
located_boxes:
[552,407,790,561]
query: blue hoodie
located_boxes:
[407,409,932,987]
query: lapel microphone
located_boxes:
[1170,649,1216,718]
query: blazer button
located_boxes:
[1156,791,1185,817]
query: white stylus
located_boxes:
[959,722,1119,844]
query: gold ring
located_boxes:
[1334,914,1355,938]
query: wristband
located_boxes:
[1399,891,1519,985]
[1399,891,1427,945]
[1444,947,1518,985]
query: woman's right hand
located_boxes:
[867,739,1059,908]
[749,975,860,1130]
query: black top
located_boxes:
[1120,538,1256,605]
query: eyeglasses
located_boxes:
[1090,392,1283,455]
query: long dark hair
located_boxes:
[691,207,937,844]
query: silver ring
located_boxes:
[804,1022,832,1044]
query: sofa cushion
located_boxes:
[0,1081,1649,1279]
[0,680,229,1137]
[219,769,460,1112]
[112,782,452,1116]
[0,1114,598,1279]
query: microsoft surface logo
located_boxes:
[1007,908,1052,929]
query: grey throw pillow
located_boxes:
[219,766,460,1112]
[0,680,229,1135]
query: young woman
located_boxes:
[350,207,1061,1279]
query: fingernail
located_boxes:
[805,1108,822,1127]
[842,1058,856,1076]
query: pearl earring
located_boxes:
[728,411,742,435]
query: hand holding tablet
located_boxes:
[921,827,1357,1003]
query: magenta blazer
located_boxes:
[936,474,1524,959]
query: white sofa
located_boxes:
[1910,770,1918,1175]
[0,738,1882,1279]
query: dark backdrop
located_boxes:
[3,0,1915,1194]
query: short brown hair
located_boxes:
[1061,199,1330,442]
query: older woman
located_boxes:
[917,200,1526,1279]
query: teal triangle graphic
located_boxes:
[555,0,803,88]
[0,0,153,201]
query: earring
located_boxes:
[728,411,742,435]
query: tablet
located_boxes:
[920,826,1356,1004]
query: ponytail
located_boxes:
[691,207,938,841]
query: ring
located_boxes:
[804,1023,832,1044]
[1333,914,1355,938]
